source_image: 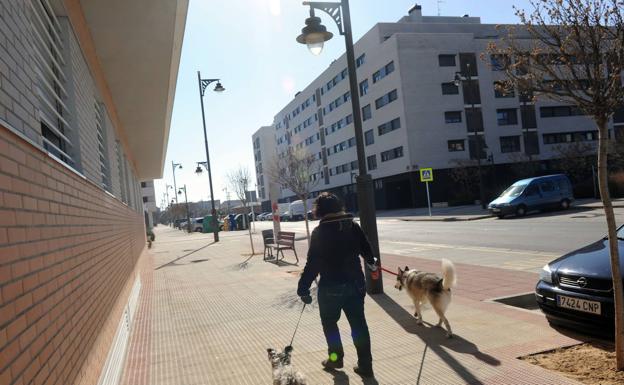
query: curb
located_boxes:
[397,214,492,222]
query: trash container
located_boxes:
[234,214,248,230]
[228,214,236,231]
[202,215,219,234]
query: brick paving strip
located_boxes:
[121,227,585,385]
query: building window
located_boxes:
[438,54,456,67]
[378,118,401,136]
[95,103,110,190]
[141,182,147,188]
[364,129,374,145]
[380,146,403,162]
[441,82,459,95]
[375,89,398,109]
[459,53,478,76]
[356,54,366,67]
[465,107,484,133]
[543,131,598,144]
[33,1,73,166]
[540,105,585,117]
[448,140,465,152]
[367,155,377,171]
[362,104,372,121]
[359,79,369,96]
[490,54,510,71]
[497,109,518,125]
[500,136,521,153]
[143,196,148,203]
[444,111,462,123]
[494,82,515,98]
[461,80,481,104]
[372,61,395,83]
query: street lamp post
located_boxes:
[171,162,182,204]
[178,185,191,233]
[197,71,225,243]
[454,64,487,209]
[297,0,383,294]
[195,161,220,237]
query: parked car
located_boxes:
[535,225,624,336]
[488,174,574,218]
[258,212,269,221]
[280,211,291,222]
[289,199,314,221]
[190,217,204,232]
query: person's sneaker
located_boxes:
[321,358,344,370]
[353,365,374,378]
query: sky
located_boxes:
[155,0,535,208]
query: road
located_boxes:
[252,206,624,273]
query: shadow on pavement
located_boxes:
[371,293,501,385]
[154,241,216,270]
[327,369,380,385]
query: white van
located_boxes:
[289,199,314,221]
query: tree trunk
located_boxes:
[246,205,255,255]
[302,198,311,245]
[597,118,624,370]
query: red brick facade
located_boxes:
[0,124,146,385]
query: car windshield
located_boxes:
[619,226,624,240]
[500,184,526,198]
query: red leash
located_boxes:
[379,266,398,276]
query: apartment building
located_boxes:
[141,180,157,229]
[256,4,621,210]
[0,1,187,384]
[252,125,278,207]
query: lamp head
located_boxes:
[178,189,182,195]
[214,82,225,92]
[296,10,333,56]
[195,166,203,174]
[453,72,462,87]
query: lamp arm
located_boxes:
[303,1,344,35]
[199,78,220,97]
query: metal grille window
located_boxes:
[377,118,401,136]
[438,54,456,67]
[497,109,518,125]
[380,146,403,162]
[116,141,127,203]
[367,155,377,171]
[448,140,465,152]
[30,0,74,165]
[95,103,111,190]
[500,136,521,153]
[445,111,462,123]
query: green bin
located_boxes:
[202,215,219,233]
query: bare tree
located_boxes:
[269,148,321,244]
[449,159,480,204]
[227,166,254,255]
[488,0,624,369]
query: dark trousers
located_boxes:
[318,283,372,368]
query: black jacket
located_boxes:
[297,213,375,297]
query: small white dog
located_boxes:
[394,259,457,337]
[267,346,307,385]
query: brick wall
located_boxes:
[0,124,146,385]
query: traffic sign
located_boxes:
[420,168,433,182]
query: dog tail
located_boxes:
[441,259,456,290]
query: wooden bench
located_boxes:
[262,229,275,261]
[272,231,298,265]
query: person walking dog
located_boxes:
[297,192,378,378]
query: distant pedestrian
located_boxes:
[297,192,377,378]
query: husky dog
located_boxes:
[267,346,307,385]
[394,259,457,337]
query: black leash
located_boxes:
[288,303,306,347]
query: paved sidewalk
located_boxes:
[120,227,587,385]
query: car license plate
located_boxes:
[557,295,601,315]
[491,208,501,213]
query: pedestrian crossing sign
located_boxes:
[420,168,433,182]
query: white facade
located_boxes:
[252,126,278,201]
[254,5,622,206]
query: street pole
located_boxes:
[425,181,432,217]
[299,0,383,294]
[172,161,180,204]
[197,71,222,242]
[180,185,191,233]
[465,64,486,209]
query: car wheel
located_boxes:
[560,199,570,210]
[516,205,527,217]
[497,214,505,219]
